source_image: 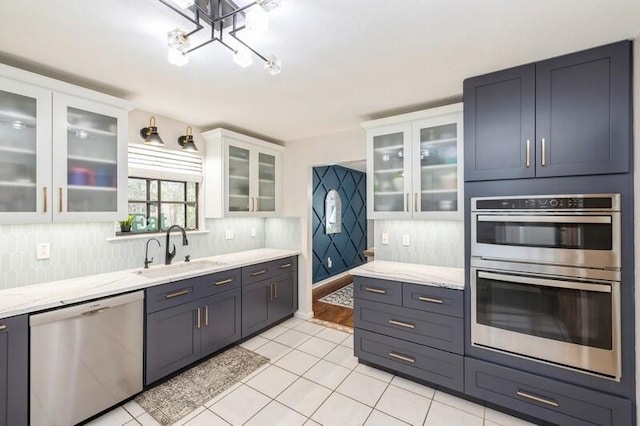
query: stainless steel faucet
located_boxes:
[144,238,161,269]
[165,225,189,265]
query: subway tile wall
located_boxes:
[374,220,464,268]
[0,217,300,290]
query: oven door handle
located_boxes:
[477,271,612,293]
[477,215,611,224]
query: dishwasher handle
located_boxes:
[30,291,144,326]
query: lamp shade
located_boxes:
[140,116,165,146]
[178,126,198,152]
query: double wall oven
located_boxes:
[470,194,621,380]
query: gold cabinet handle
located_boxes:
[365,287,386,294]
[389,352,415,364]
[274,283,278,299]
[405,193,409,212]
[0,324,6,331]
[165,289,189,299]
[414,193,418,212]
[525,140,531,168]
[58,187,63,212]
[388,319,415,329]
[418,296,443,304]
[516,390,558,407]
[196,307,201,329]
[251,269,267,277]
[279,263,292,269]
[254,197,259,212]
[268,283,273,301]
[204,305,209,327]
[43,186,47,212]
[541,138,546,166]
[215,278,233,286]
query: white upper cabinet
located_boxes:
[0,64,130,224]
[362,103,463,220]
[202,128,282,218]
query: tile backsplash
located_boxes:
[0,217,300,290]
[374,220,464,268]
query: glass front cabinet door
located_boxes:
[364,103,463,220]
[412,110,463,219]
[366,123,413,219]
[0,77,52,224]
[52,94,127,222]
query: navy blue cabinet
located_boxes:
[241,257,298,338]
[0,315,28,426]
[465,41,631,181]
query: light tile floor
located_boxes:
[88,318,536,426]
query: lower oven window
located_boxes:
[476,275,612,350]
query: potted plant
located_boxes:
[118,215,134,233]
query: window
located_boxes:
[126,177,198,234]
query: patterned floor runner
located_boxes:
[318,282,354,309]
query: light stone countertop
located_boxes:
[0,248,299,320]
[350,260,465,290]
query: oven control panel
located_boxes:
[475,196,615,210]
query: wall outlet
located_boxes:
[36,243,50,260]
[381,233,389,245]
[251,227,257,238]
[402,234,410,246]
[225,230,234,240]
[327,257,332,268]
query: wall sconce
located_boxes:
[178,126,198,152]
[140,116,165,146]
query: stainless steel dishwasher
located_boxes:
[30,291,144,426]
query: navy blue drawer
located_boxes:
[402,283,463,318]
[199,269,241,298]
[355,299,463,354]
[465,358,632,426]
[354,328,463,392]
[146,279,200,314]
[242,256,297,286]
[353,277,402,306]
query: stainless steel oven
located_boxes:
[470,194,622,380]
[470,259,621,380]
[471,194,620,270]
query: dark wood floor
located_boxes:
[312,274,354,327]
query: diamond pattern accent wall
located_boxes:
[312,165,367,283]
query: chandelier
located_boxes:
[158,0,282,74]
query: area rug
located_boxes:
[318,282,354,309]
[135,346,269,425]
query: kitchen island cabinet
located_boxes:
[464,40,631,181]
[0,314,28,426]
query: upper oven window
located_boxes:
[476,216,612,250]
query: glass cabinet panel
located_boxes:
[227,145,251,212]
[0,89,38,213]
[66,107,118,212]
[417,122,459,213]
[257,152,276,212]
[372,131,406,213]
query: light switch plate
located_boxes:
[327,257,332,268]
[251,228,257,237]
[225,230,234,240]
[37,243,50,260]
[381,233,389,245]
[402,234,410,246]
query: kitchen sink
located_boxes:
[134,260,226,278]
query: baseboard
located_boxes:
[312,270,352,289]
[294,310,314,320]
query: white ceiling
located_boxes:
[0,1,638,142]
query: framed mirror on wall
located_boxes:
[325,189,342,234]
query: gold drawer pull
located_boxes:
[388,319,415,329]
[43,187,47,212]
[165,289,189,299]
[204,305,209,326]
[279,263,292,269]
[251,269,267,276]
[196,307,201,329]
[389,352,415,364]
[418,296,443,304]
[365,287,386,294]
[516,390,559,407]
[215,278,233,286]
[0,324,6,331]
[58,187,63,212]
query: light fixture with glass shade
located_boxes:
[157,0,283,73]
[140,116,165,146]
[178,126,198,152]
